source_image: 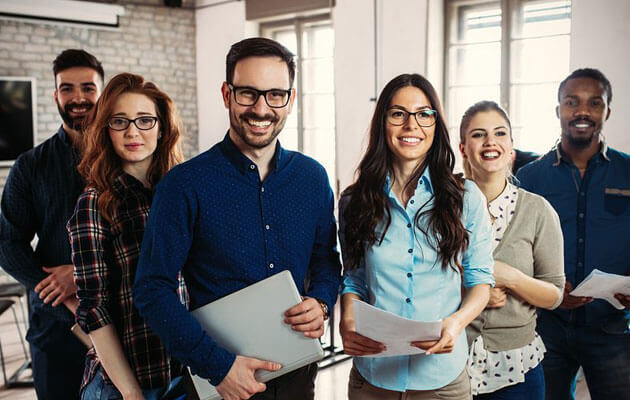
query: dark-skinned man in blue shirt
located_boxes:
[517,68,630,400]
[133,38,341,400]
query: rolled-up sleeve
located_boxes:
[461,181,495,288]
[67,190,114,333]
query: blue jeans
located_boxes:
[81,369,183,400]
[537,310,630,400]
[474,363,544,400]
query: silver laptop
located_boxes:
[187,270,324,400]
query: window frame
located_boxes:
[444,0,571,151]
[260,13,333,153]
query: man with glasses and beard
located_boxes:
[133,37,341,400]
[0,49,103,400]
[517,68,630,399]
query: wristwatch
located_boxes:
[315,298,329,321]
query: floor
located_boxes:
[0,304,592,400]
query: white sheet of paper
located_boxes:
[570,269,630,310]
[353,298,442,358]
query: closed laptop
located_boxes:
[187,270,324,400]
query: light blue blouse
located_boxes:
[340,168,495,391]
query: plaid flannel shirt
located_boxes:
[68,173,188,391]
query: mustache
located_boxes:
[63,101,94,114]
[569,117,595,127]
[240,112,278,123]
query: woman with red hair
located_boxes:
[68,72,186,400]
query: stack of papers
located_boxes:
[353,299,442,357]
[570,269,630,310]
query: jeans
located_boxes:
[27,307,86,400]
[81,369,184,400]
[537,310,630,400]
[474,363,544,400]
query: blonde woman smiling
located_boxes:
[459,101,565,400]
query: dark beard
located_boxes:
[229,109,284,149]
[565,131,597,149]
[57,102,93,131]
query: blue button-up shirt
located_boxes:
[340,169,494,391]
[133,134,342,385]
[516,144,630,327]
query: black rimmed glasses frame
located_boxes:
[108,116,159,131]
[386,108,438,127]
[228,84,292,108]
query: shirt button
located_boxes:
[407,223,412,228]
[578,238,584,243]
[407,249,413,254]
[577,262,583,267]
[407,272,412,278]
[410,200,415,204]
[578,213,584,218]
[261,187,265,192]
[406,298,411,303]
[250,164,256,170]
[269,263,274,269]
[580,192,585,196]
[265,224,270,230]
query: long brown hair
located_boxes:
[79,72,184,223]
[341,73,468,272]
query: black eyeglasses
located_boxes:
[386,108,437,127]
[108,116,159,131]
[228,84,292,108]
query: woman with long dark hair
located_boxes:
[339,73,494,399]
[67,73,186,400]
[459,101,564,400]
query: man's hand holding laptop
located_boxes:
[215,296,326,400]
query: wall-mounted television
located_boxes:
[0,77,37,167]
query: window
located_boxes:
[446,0,571,156]
[261,16,337,195]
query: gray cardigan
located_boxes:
[466,188,565,351]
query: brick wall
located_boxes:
[0,0,199,188]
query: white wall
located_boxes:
[570,0,630,152]
[332,0,376,192]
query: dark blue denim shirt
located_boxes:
[133,133,342,385]
[516,143,630,329]
[0,126,83,323]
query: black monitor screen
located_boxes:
[0,78,36,165]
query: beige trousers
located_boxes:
[347,365,471,400]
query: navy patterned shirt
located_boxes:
[133,133,342,385]
[517,143,630,328]
[0,126,82,323]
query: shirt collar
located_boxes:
[218,132,286,175]
[384,166,434,197]
[553,139,610,167]
[114,172,150,193]
[487,181,517,220]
